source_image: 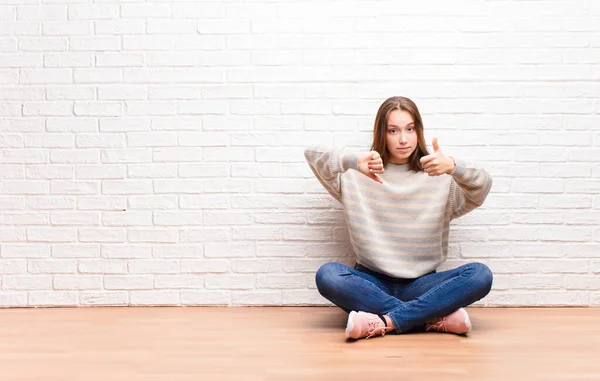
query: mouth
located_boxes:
[396,147,411,152]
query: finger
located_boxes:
[424,164,439,173]
[420,155,436,165]
[368,163,384,170]
[368,172,383,184]
[371,151,380,160]
[432,137,440,153]
[422,160,438,170]
[431,168,443,176]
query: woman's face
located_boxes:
[385,109,418,165]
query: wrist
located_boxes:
[342,152,359,172]
[446,156,456,174]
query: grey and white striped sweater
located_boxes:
[304,147,493,279]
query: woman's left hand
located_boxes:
[420,138,456,176]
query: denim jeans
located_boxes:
[315,261,493,333]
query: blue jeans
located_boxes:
[315,262,493,333]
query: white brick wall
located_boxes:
[1,0,599,308]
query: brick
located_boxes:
[154,211,203,226]
[0,292,27,307]
[94,20,145,35]
[79,259,127,274]
[154,245,203,259]
[130,291,179,306]
[180,228,229,243]
[50,212,99,226]
[29,291,77,307]
[54,275,101,290]
[0,212,48,226]
[27,228,77,242]
[204,242,254,258]
[75,164,125,179]
[127,195,177,210]
[0,260,27,274]
[80,291,128,306]
[154,275,203,289]
[3,275,51,290]
[205,274,253,290]
[104,275,152,290]
[52,244,99,258]
[78,196,126,211]
[101,245,150,259]
[128,260,179,274]
[26,165,73,179]
[256,274,306,289]
[231,291,281,306]
[181,260,229,273]
[233,259,281,273]
[537,291,589,306]
[180,195,228,210]
[127,229,177,243]
[50,150,99,164]
[51,180,97,195]
[180,291,230,305]
[153,179,202,194]
[102,211,152,227]
[79,229,125,243]
[1,245,50,258]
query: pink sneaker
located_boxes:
[425,308,472,334]
[345,311,388,340]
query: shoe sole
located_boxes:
[345,311,357,339]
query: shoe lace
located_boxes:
[365,318,387,339]
[425,317,448,333]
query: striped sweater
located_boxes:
[304,147,493,279]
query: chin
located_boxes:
[390,155,410,164]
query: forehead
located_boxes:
[387,109,414,126]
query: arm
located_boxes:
[419,137,492,219]
[304,146,359,202]
[448,158,493,219]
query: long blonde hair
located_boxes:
[371,96,429,171]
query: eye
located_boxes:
[388,129,397,134]
[407,127,414,132]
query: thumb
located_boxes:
[432,137,440,153]
[369,172,383,184]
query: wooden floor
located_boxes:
[0,307,599,381]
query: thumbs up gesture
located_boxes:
[419,138,456,176]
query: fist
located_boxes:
[420,137,455,176]
[358,150,384,184]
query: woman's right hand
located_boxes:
[357,150,384,184]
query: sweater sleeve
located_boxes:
[304,146,359,203]
[448,158,493,219]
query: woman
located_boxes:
[304,96,493,340]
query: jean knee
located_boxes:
[315,262,346,298]
[470,262,493,295]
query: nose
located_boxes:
[399,131,408,144]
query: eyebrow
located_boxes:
[388,123,415,128]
